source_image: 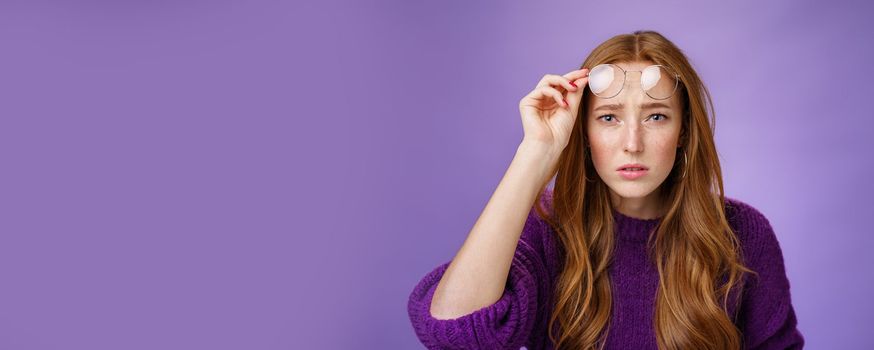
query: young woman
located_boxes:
[407,30,804,350]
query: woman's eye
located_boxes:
[597,114,667,123]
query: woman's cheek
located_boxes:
[654,142,679,175]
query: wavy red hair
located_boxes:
[531,30,757,350]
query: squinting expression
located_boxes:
[586,61,683,200]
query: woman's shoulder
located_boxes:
[723,196,774,234]
[722,196,784,264]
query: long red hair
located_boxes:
[533,30,756,350]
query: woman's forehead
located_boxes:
[587,93,682,112]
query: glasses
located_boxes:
[585,64,680,100]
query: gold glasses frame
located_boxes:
[585,63,680,100]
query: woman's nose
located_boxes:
[623,125,644,153]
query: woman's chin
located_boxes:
[606,181,660,199]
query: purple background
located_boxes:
[1,1,871,349]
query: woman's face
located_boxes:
[586,61,684,207]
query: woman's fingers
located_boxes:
[537,86,567,108]
[564,68,590,110]
[563,67,589,82]
[523,85,565,109]
[522,68,590,112]
[536,74,578,92]
[532,68,590,107]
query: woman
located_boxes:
[407,30,804,350]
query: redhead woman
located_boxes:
[407,30,803,350]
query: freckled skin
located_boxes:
[585,61,683,219]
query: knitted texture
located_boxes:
[407,189,804,349]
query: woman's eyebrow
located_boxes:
[593,102,672,112]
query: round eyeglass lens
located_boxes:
[641,65,678,100]
[587,64,622,98]
[587,64,678,100]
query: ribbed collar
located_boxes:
[611,208,662,243]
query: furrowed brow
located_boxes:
[593,102,672,112]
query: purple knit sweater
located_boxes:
[407,190,804,349]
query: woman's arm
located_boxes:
[428,141,556,320]
[406,142,558,349]
[407,67,588,349]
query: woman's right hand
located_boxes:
[518,67,589,156]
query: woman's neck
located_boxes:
[609,187,666,220]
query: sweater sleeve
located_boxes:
[737,207,805,350]
[406,208,552,350]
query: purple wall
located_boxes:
[2,1,871,349]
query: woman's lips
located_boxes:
[617,168,648,180]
